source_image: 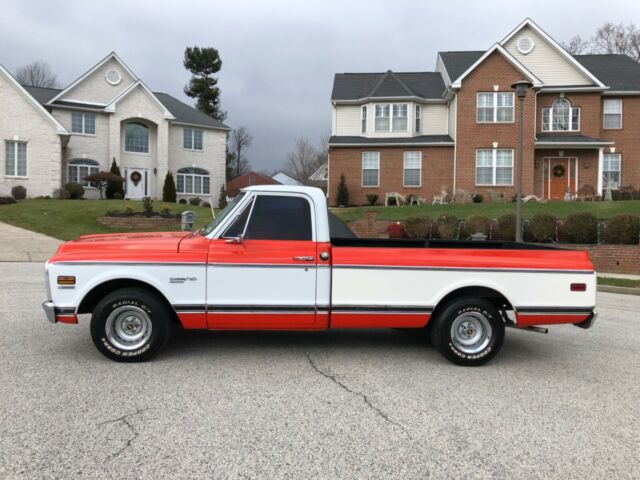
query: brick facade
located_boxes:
[328,146,453,206]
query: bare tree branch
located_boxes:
[591,22,640,61]
[561,36,590,55]
[14,61,59,88]
[283,137,326,186]
[229,127,253,177]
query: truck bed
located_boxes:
[330,237,564,250]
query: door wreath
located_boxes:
[552,164,565,178]
[130,170,142,186]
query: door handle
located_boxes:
[293,256,314,261]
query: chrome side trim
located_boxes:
[42,301,56,324]
[332,265,594,274]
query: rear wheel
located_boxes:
[90,288,171,362]
[430,297,504,366]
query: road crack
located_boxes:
[304,352,413,439]
[98,407,148,461]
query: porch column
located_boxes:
[597,147,604,196]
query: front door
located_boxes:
[544,158,577,200]
[125,168,148,199]
[206,193,319,329]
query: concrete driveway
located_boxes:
[1,262,638,479]
[0,222,61,262]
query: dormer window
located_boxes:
[374,103,408,132]
[542,98,580,132]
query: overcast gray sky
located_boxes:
[1,0,639,171]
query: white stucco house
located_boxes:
[0,52,229,203]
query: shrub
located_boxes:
[162,171,177,202]
[404,216,432,239]
[0,196,17,205]
[142,196,153,216]
[64,182,85,200]
[605,214,640,244]
[85,171,124,199]
[437,214,459,239]
[497,214,516,241]
[618,185,635,201]
[112,192,123,200]
[124,206,135,215]
[565,212,598,244]
[529,213,557,243]
[202,201,211,208]
[189,197,201,206]
[161,207,171,216]
[53,188,70,200]
[464,214,490,236]
[11,185,26,200]
[336,174,349,206]
[218,185,228,209]
[105,158,124,199]
[387,222,405,239]
[179,198,187,204]
[471,193,483,204]
[366,194,379,206]
[387,196,397,206]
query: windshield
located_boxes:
[200,192,246,235]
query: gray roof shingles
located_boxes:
[332,71,446,101]
[574,54,640,91]
[438,51,484,82]
[329,135,454,145]
[22,85,229,130]
[536,133,612,143]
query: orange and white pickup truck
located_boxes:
[43,186,596,366]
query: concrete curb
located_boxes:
[597,285,640,296]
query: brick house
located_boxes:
[328,18,640,206]
[225,171,280,197]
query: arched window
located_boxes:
[124,122,149,153]
[68,159,99,187]
[176,167,210,195]
[542,97,580,132]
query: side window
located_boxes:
[245,196,312,241]
[222,202,252,238]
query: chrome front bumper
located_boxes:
[43,301,56,324]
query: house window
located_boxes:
[68,159,99,187]
[415,105,421,133]
[603,99,622,129]
[176,167,210,195]
[183,127,203,150]
[476,92,514,123]
[476,149,513,186]
[361,152,379,187]
[542,98,580,131]
[403,152,421,187]
[249,175,256,185]
[71,112,96,135]
[361,106,367,133]
[602,154,621,189]
[374,103,408,132]
[4,141,27,177]
[124,122,150,153]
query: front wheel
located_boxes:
[430,297,504,366]
[90,288,171,362]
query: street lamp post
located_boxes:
[511,80,533,242]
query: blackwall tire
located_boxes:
[90,288,171,362]
[430,297,505,366]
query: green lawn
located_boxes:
[331,200,640,223]
[598,277,640,289]
[0,199,216,241]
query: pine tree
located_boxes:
[105,158,124,199]
[336,174,349,207]
[218,184,228,209]
[183,46,226,121]
[163,171,177,203]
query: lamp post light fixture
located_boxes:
[511,80,533,242]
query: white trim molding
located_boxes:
[104,81,175,119]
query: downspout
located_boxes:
[597,147,604,196]
[450,89,458,200]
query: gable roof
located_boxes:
[21,84,229,130]
[0,65,68,135]
[449,44,543,88]
[574,54,640,91]
[500,18,605,88]
[332,71,446,101]
[104,81,175,119]
[48,52,138,105]
[438,51,484,83]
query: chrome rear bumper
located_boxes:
[43,301,56,324]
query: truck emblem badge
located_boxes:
[169,277,197,284]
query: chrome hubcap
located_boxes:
[105,306,152,351]
[450,311,492,355]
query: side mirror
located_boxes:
[224,234,244,244]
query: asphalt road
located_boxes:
[1,262,639,480]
